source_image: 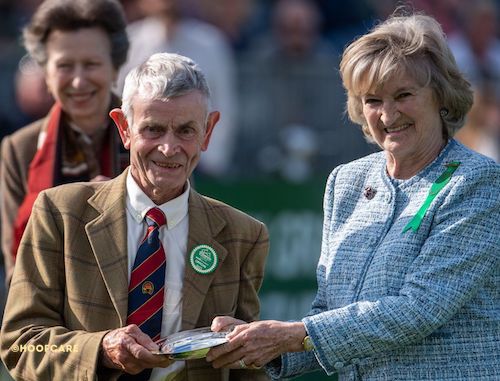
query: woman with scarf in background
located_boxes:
[1,0,130,284]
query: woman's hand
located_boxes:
[211,316,246,333]
[206,320,306,369]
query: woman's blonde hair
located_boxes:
[340,12,473,141]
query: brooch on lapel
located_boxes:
[364,186,376,200]
[190,245,218,274]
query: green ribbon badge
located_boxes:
[190,245,218,274]
[402,161,460,233]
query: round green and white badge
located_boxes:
[190,245,218,274]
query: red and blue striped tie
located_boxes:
[126,207,166,342]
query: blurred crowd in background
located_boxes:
[1,0,500,185]
[0,2,499,379]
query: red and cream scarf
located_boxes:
[11,100,126,259]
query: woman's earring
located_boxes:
[440,108,449,117]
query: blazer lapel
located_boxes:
[182,191,227,330]
[86,170,129,325]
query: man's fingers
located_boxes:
[128,326,159,351]
[101,325,171,374]
[152,353,175,368]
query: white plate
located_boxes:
[152,327,229,360]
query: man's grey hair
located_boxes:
[121,53,212,123]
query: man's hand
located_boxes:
[101,325,172,375]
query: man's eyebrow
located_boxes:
[137,120,163,129]
[178,121,197,128]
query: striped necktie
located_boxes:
[126,207,166,342]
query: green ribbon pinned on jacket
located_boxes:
[402,161,460,233]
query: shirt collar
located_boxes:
[126,171,190,229]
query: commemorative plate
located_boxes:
[152,327,229,360]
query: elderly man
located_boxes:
[0,53,269,381]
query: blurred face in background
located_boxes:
[466,2,497,58]
[15,56,53,119]
[44,27,116,133]
[274,0,320,57]
[137,0,179,17]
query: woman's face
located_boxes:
[44,27,117,129]
[361,71,445,171]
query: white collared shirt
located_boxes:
[125,172,188,379]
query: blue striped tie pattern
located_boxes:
[120,208,167,380]
[126,207,167,341]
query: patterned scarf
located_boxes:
[11,96,128,259]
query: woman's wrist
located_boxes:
[284,322,308,352]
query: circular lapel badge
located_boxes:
[190,245,218,274]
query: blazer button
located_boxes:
[334,361,344,369]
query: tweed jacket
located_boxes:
[0,169,270,381]
[269,139,500,380]
[1,120,41,281]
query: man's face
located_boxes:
[112,91,218,204]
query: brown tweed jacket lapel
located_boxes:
[182,190,228,330]
[86,170,129,325]
[82,178,234,329]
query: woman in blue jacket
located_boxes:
[207,12,500,381]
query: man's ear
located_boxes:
[201,111,220,151]
[110,108,131,150]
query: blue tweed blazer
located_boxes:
[269,139,500,380]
